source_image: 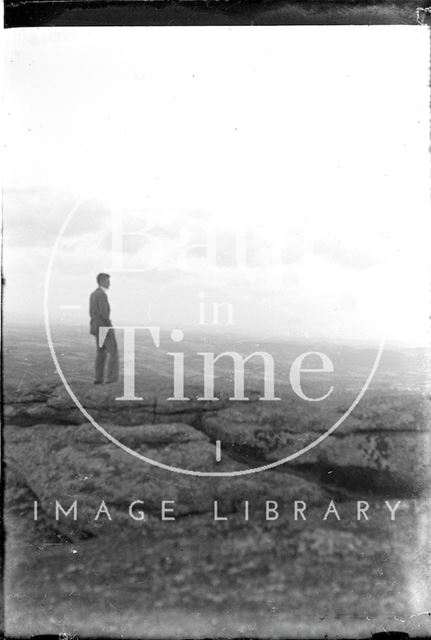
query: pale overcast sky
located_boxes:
[3,27,430,344]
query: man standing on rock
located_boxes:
[89,273,119,385]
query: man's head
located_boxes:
[96,273,110,289]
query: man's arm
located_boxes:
[96,293,112,327]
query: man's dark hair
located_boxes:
[96,273,110,285]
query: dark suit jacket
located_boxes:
[89,287,112,337]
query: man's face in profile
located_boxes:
[101,276,110,289]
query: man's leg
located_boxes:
[94,337,107,384]
[105,331,119,384]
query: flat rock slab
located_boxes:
[5,381,232,426]
[201,394,431,496]
[5,422,326,538]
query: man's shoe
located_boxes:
[93,381,103,385]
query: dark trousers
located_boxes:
[94,331,119,384]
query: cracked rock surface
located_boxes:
[4,344,431,637]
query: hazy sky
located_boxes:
[3,27,430,344]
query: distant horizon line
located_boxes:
[3,320,429,350]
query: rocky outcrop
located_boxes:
[4,382,430,506]
[5,380,431,638]
[200,398,431,495]
[4,419,326,540]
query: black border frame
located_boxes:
[4,0,431,28]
